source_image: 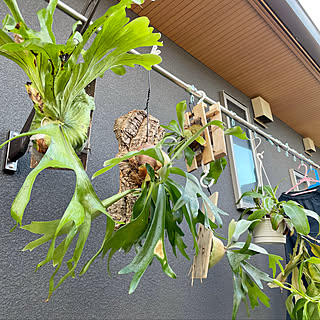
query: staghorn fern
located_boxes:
[0,0,161,299]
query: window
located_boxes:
[220,91,261,209]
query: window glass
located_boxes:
[228,101,258,196]
[221,93,260,208]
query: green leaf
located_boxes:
[309,243,320,259]
[195,135,206,145]
[175,233,189,260]
[232,220,259,242]
[145,163,155,182]
[64,10,162,108]
[96,186,152,277]
[3,0,26,26]
[227,251,250,273]
[270,213,284,231]
[263,197,275,212]
[229,242,268,255]
[0,123,111,298]
[228,219,237,246]
[286,293,296,320]
[236,191,263,204]
[268,254,284,278]
[184,147,195,167]
[293,299,308,320]
[246,274,270,310]
[119,185,176,294]
[93,145,164,179]
[282,201,310,235]
[110,65,126,75]
[247,209,266,221]
[231,272,247,320]
[241,261,272,289]
[224,126,248,140]
[202,157,227,185]
[175,100,187,133]
[165,178,199,254]
[306,257,320,264]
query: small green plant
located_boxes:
[238,186,320,319]
[238,185,314,236]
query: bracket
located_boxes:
[3,131,20,172]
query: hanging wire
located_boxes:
[144,70,151,142]
[188,93,195,114]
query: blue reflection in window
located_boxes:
[233,143,257,194]
[227,99,258,206]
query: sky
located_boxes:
[298,0,320,30]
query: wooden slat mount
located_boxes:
[190,192,218,283]
[207,102,227,159]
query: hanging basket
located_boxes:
[253,218,286,244]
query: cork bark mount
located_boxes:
[108,109,165,226]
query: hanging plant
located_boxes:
[88,100,248,293]
[237,185,320,319]
[237,185,314,239]
[0,0,162,299]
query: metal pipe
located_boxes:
[51,0,320,169]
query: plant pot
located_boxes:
[253,218,286,244]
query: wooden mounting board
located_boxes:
[207,103,227,159]
[190,192,218,283]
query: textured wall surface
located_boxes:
[1,1,319,319]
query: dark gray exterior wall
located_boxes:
[1,1,319,319]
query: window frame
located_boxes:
[220,91,262,209]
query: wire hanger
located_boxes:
[252,136,272,195]
[285,164,320,195]
[200,160,214,189]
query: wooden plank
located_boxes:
[192,102,214,165]
[184,112,198,172]
[190,192,218,283]
[207,103,227,159]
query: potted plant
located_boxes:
[236,185,315,244]
[237,185,320,318]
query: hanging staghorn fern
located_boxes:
[0,0,162,299]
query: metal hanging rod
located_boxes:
[47,0,320,170]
